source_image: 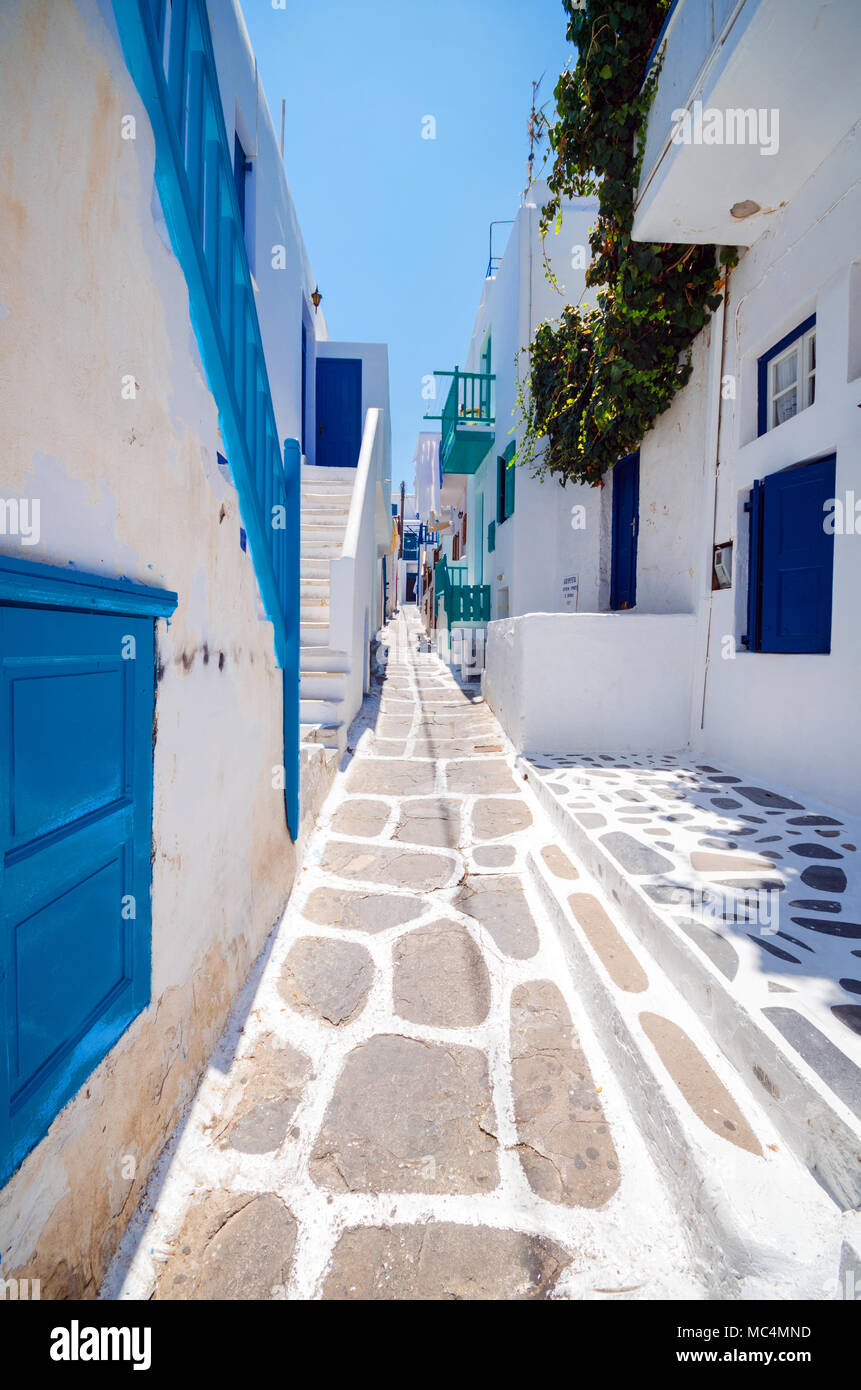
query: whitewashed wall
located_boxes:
[694,120,861,814]
[0,0,333,1294]
[484,613,697,753]
[479,124,860,820]
[463,189,604,618]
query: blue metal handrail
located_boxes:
[113,0,299,836]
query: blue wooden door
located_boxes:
[760,455,835,653]
[316,358,362,468]
[611,451,640,610]
[0,601,157,1186]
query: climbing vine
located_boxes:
[516,0,737,487]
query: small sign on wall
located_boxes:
[561,574,579,611]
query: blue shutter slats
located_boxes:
[743,479,764,649]
[496,443,516,525]
[759,456,835,654]
[504,442,515,520]
[0,557,176,1188]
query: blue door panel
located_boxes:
[13,854,126,1093]
[11,665,126,844]
[760,456,835,653]
[610,451,639,610]
[316,357,362,468]
[1,597,159,1187]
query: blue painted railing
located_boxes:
[112,0,299,837]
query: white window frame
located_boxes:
[767,325,816,431]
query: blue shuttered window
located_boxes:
[0,557,176,1187]
[496,442,515,525]
[744,455,835,654]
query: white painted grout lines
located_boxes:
[102,611,700,1302]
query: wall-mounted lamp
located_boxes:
[310,286,322,313]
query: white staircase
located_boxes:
[299,465,354,750]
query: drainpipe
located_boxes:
[696,265,731,736]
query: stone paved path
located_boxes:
[103,610,703,1300]
[101,610,850,1301]
[524,750,861,1211]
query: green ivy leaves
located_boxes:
[516,0,737,487]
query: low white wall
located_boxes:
[484,613,697,753]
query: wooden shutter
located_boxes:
[503,443,516,520]
[759,456,835,653]
[0,560,174,1187]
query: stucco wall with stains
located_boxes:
[0,0,328,1294]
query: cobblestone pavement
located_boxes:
[524,750,861,1212]
[101,610,846,1301]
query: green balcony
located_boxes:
[426,367,495,475]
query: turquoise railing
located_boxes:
[113,0,300,837]
[434,557,489,625]
[425,368,495,472]
[447,584,491,623]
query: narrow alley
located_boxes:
[3,0,861,1331]
[102,610,843,1302]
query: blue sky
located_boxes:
[242,0,574,488]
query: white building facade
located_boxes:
[0,0,388,1293]
[466,0,861,819]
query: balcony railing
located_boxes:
[425,368,495,475]
[434,557,490,626]
[113,0,300,836]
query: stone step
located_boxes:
[300,720,343,749]
[301,513,347,527]
[301,488,352,503]
[300,694,345,725]
[300,601,329,623]
[301,464,358,486]
[300,558,330,579]
[521,755,861,1212]
[525,841,840,1296]
[303,541,343,559]
[300,577,331,600]
[300,620,330,647]
[302,523,347,541]
[300,485,354,501]
[300,669,347,702]
[300,646,350,674]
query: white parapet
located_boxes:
[483,611,697,753]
